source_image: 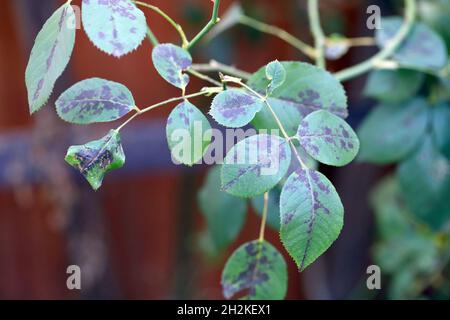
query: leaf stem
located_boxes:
[187,68,222,86]
[258,192,269,242]
[146,26,159,47]
[238,15,316,59]
[308,0,326,68]
[187,0,221,50]
[191,60,252,80]
[116,88,222,132]
[342,37,376,47]
[133,0,189,48]
[334,0,416,82]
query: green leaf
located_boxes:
[166,100,212,166]
[364,69,424,103]
[252,98,304,137]
[432,103,450,160]
[376,17,448,71]
[198,166,247,253]
[357,98,429,164]
[152,43,192,89]
[297,110,359,166]
[82,0,147,57]
[265,60,286,95]
[209,89,264,128]
[250,187,281,231]
[248,62,348,136]
[65,130,125,190]
[55,78,136,124]
[370,176,412,239]
[419,0,450,50]
[25,2,76,114]
[397,135,450,230]
[280,169,344,271]
[221,240,287,300]
[221,134,291,197]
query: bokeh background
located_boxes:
[0,0,447,299]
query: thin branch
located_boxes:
[133,0,189,48]
[258,192,269,242]
[343,37,376,47]
[308,0,326,68]
[116,88,222,132]
[187,0,221,50]
[191,60,252,80]
[238,15,316,59]
[187,69,221,86]
[334,0,416,82]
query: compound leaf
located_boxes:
[152,43,192,89]
[221,134,291,197]
[198,166,247,253]
[397,135,450,230]
[56,78,136,124]
[364,69,424,103]
[65,129,125,190]
[25,2,76,114]
[166,100,212,166]
[357,98,429,164]
[297,110,359,166]
[210,89,264,128]
[249,62,348,137]
[280,169,344,271]
[266,60,286,95]
[82,0,147,57]
[376,17,448,71]
[221,240,287,300]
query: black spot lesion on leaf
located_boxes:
[65,129,125,190]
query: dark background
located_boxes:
[0,0,389,299]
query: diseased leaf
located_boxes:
[251,187,281,231]
[376,17,448,71]
[166,100,212,166]
[357,98,429,164]
[152,43,192,89]
[288,143,318,173]
[221,240,287,300]
[266,60,286,95]
[210,89,264,128]
[364,69,424,103]
[198,166,247,253]
[432,103,450,160]
[221,134,291,198]
[56,78,136,124]
[297,110,359,166]
[252,97,304,137]
[65,129,125,190]
[25,2,76,114]
[249,62,348,137]
[280,169,344,271]
[82,0,147,57]
[397,135,450,230]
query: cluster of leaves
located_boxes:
[370,176,450,299]
[26,0,450,301]
[25,0,362,300]
[359,13,450,299]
